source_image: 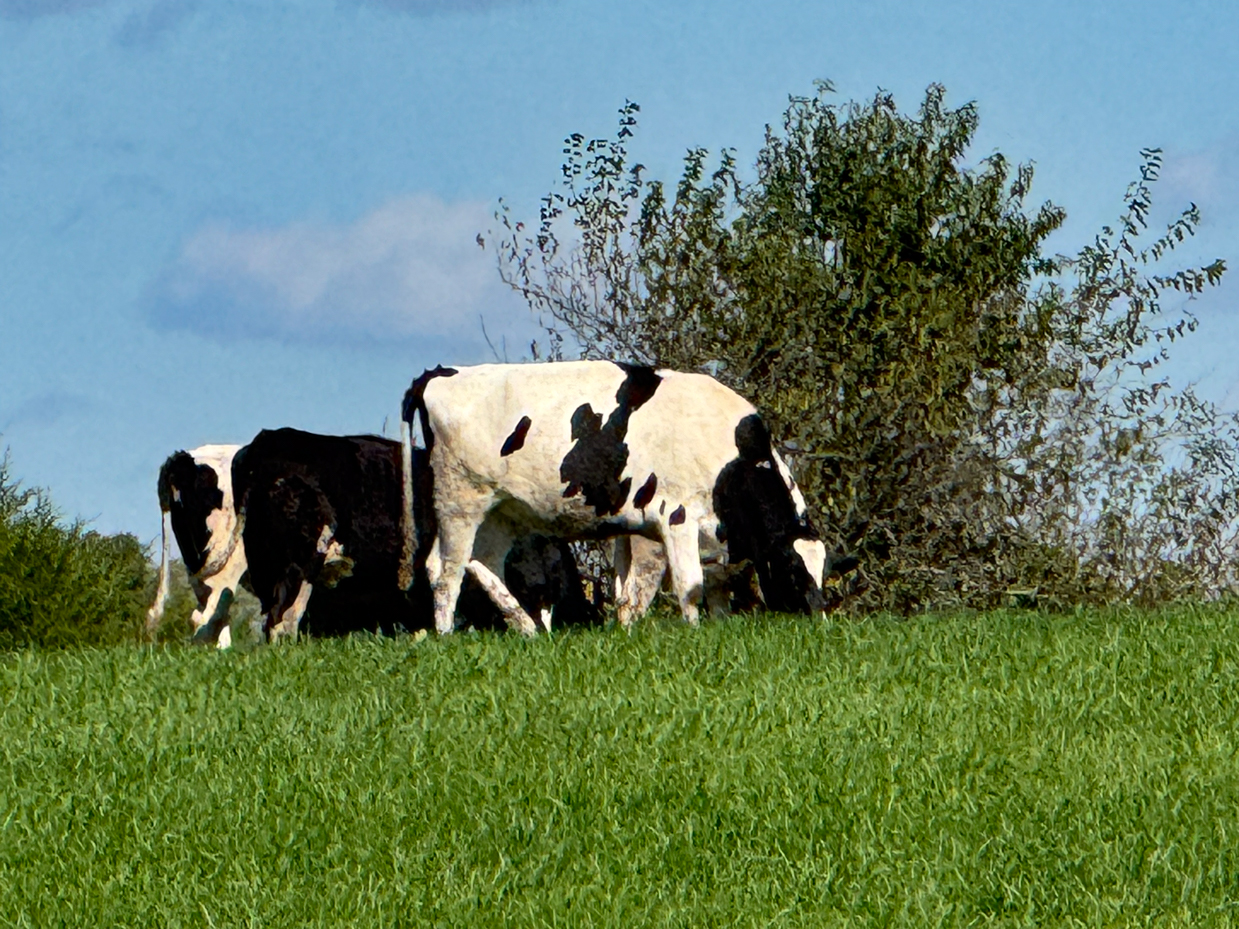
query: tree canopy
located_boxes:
[494,84,1231,613]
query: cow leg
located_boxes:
[432,497,491,635]
[464,560,539,636]
[190,585,234,645]
[661,520,704,626]
[613,535,666,630]
[267,579,313,642]
[190,543,248,648]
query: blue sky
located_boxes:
[2,0,1237,545]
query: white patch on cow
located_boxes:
[316,524,345,562]
[194,444,243,579]
[315,524,355,588]
[540,608,553,633]
[773,450,809,519]
[216,625,232,650]
[793,538,827,591]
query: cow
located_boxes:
[400,360,829,635]
[146,444,248,648]
[232,427,600,640]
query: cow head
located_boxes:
[713,414,831,614]
[156,448,238,578]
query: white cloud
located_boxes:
[150,194,535,351]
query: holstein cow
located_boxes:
[232,427,599,640]
[147,444,248,648]
[400,360,828,634]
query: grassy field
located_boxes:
[4,606,1239,927]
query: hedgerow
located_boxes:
[0,452,151,649]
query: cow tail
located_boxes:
[146,507,174,637]
[398,366,457,591]
[398,417,416,590]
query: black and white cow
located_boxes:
[232,427,599,640]
[231,429,415,640]
[147,444,248,648]
[400,361,828,634]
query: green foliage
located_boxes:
[0,453,152,649]
[495,84,1231,612]
[5,609,1239,925]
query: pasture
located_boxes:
[3,605,1239,927]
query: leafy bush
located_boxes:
[493,83,1232,613]
[0,453,153,649]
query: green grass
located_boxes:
[4,605,1239,926]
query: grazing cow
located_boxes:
[400,361,828,634]
[146,445,248,648]
[233,427,598,640]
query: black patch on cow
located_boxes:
[734,413,775,463]
[400,365,458,452]
[613,362,662,409]
[157,451,224,577]
[660,500,666,515]
[500,416,532,457]
[712,413,826,615]
[558,364,662,516]
[504,535,601,628]
[633,473,657,510]
[668,504,686,526]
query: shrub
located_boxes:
[0,452,153,649]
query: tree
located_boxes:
[493,84,1230,612]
